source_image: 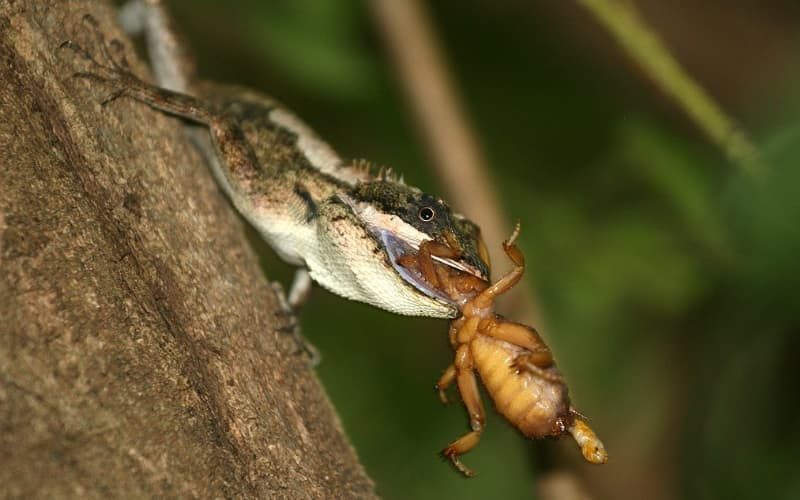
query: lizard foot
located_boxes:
[271,282,321,367]
[60,14,140,105]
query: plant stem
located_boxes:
[578,0,764,174]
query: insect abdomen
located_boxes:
[471,335,570,438]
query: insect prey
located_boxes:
[399,222,607,477]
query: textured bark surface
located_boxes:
[0,1,376,497]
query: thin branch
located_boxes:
[368,0,543,325]
[577,0,764,174]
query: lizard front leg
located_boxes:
[283,268,321,365]
[118,0,194,91]
[271,280,321,366]
[64,15,262,198]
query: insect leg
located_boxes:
[434,364,456,405]
[448,319,462,348]
[512,351,563,383]
[449,274,488,295]
[482,319,553,358]
[442,345,485,477]
[501,221,524,267]
[418,239,461,292]
[468,222,525,310]
[409,240,438,290]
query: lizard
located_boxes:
[63,3,492,361]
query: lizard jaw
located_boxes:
[339,193,486,306]
[376,228,485,306]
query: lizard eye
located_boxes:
[418,206,435,222]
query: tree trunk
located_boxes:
[0,1,376,497]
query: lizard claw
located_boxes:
[271,282,321,367]
[61,14,138,103]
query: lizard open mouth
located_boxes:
[338,192,488,306]
[377,229,487,305]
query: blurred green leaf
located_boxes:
[620,117,727,256]
[241,0,378,98]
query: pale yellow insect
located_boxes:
[401,224,607,476]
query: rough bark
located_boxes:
[0,1,376,498]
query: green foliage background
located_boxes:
[163,1,800,498]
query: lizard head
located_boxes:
[341,180,490,306]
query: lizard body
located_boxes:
[79,2,490,320]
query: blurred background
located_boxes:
[154,1,800,498]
